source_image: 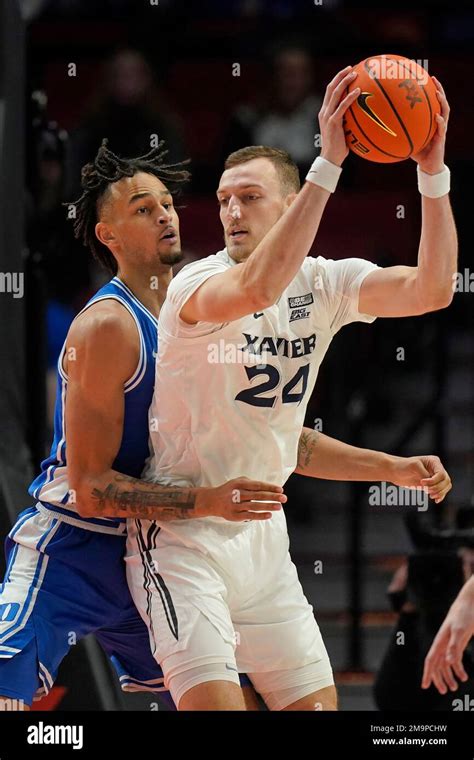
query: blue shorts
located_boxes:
[0,506,250,706]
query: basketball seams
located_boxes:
[385,55,435,152]
[363,57,414,155]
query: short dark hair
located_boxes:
[69,139,190,275]
[224,146,300,195]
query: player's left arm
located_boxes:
[295,428,452,503]
[358,77,458,318]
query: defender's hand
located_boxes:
[196,477,286,521]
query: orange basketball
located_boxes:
[344,54,440,163]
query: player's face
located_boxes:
[103,172,182,266]
[217,158,291,262]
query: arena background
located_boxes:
[1,0,473,711]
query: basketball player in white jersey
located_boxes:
[125,67,456,710]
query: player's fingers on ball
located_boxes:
[326,65,353,93]
[326,70,357,114]
[436,90,450,118]
[432,76,447,98]
[321,66,352,109]
[435,113,447,134]
[332,87,360,120]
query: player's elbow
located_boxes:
[69,476,98,517]
[240,281,276,312]
[419,288,454,313]
[436,287,455,310]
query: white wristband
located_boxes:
[306,156,342,193]
[417,164,450,198]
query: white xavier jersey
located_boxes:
[142,248,378,548]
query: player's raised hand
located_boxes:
[318,66,360,167]
[411,76,450,174]
[196,477,286,521]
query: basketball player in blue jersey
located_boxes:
[0,140,287,710]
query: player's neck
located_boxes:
[116,266,172,318]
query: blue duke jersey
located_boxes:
[29,277,158,533]
[0,276,172,705]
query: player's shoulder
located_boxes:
[302,254,374,281]
[300,254,334,281]
[167,249,231,296]
[174,249,230,279]
[68,298,138,351]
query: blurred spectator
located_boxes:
[27,100,91,316]
[26,100,92,439]
[65,48,186,197]
[222,46,322,174]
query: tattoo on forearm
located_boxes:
[297,430,320,471]
[91,474,196,520]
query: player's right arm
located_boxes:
[180,66,360,324]
[66,302,285,522]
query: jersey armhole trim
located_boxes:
[57,295,146,391]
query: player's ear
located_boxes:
[284,192,298,209]
[95,221,116,248]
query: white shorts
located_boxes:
[125,517,333,689]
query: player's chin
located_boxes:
[226,237,252,261]
[157,244,183,265]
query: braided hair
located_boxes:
[70,139,191,275]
